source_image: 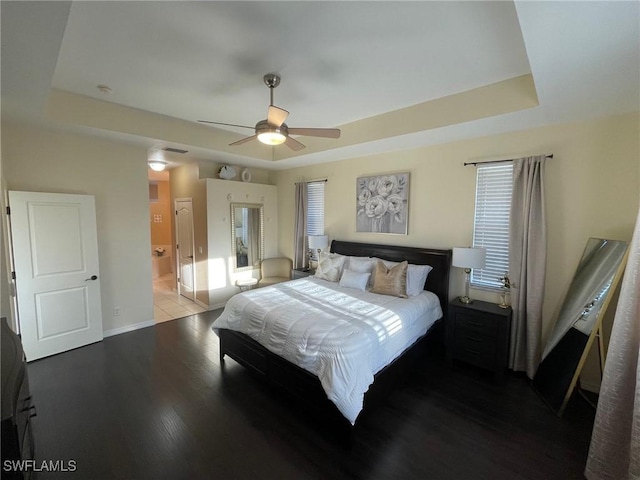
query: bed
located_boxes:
[213,240,451,431]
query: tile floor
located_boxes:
[153,273,206,323]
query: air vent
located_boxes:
[163,147,188,154]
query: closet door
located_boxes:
[9,191,103,361]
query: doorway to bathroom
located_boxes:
[149,170,204,323]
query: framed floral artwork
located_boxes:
[356,172,409,234]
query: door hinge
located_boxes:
[11,271,15,280]
[5,206,10,215]
[176,244,179,250]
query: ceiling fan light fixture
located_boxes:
[148,146,168,171]
[257,130,286,145]
[256,120,287,146]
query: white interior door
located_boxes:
[9,191,103,361]
[175,199,195,300]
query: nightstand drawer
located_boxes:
[454,312,497,336]
[453,334,496,369]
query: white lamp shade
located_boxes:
[452,247,486,269]
[308,235,329,250]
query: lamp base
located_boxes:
[498,292,509,308]
[458,295,473,304]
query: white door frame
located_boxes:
[1,183,19,332]
[174,198,196,300]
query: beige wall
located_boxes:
[2,122,154,334]
[275,112,639,388]
[149,181,172,246]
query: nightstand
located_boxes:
[292,268,315,279]
[446,298,512,382]
[236,278,258,292]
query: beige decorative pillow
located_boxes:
[314,253,346,282]
[371,260,408,298]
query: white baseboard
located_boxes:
[103,319,155,338]
[194,298,209,309]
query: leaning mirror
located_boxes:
[230,203,264,272]
[532,238,629,416]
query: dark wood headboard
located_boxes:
[330,240,452,316]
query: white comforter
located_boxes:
[212,277,442,424]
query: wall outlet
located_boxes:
[113,307,121,316]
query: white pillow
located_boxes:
[378,259,433,297]
[407,264,433,296]
[346,256,374,286]
[346,256,374,274]
[339,269,371,291]
[315,253,346,282]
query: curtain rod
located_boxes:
[464,154,553,167]
[295,179,327,186]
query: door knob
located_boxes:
[85,275,98,281]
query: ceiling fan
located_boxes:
[198,74,341,151]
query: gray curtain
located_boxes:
[293,182,308,269]
[585,206,639,480]
[509,155,547,378]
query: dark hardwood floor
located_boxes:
[26,310,595,480]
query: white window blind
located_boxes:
[471,163,513,289]
[307,181,325,235]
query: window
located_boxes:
[307,181,325,235]
[471,163,513,289]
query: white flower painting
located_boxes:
[356,172,409,234]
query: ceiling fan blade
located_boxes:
[284,136,306,151]
[229,135,257,146]
[267,106,289,127]
[198,120,254,130]
[287,127,341,139]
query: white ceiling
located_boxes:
[2,1,638,171]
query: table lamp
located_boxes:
[452,247,486,304]
[308,235,329,266]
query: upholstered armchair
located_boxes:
[259,257,293,287]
